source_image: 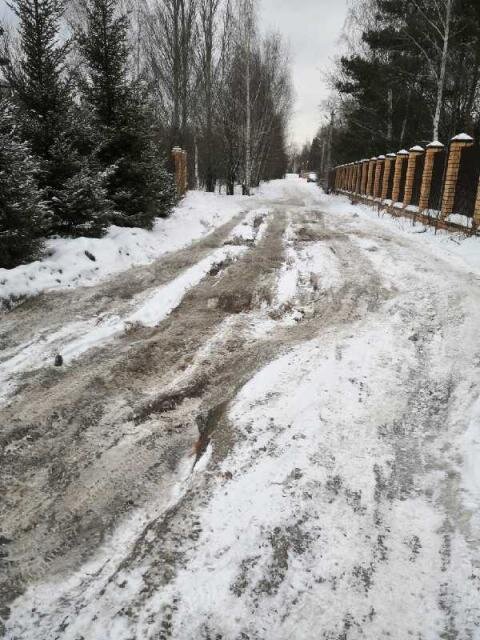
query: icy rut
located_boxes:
[1,178,480,640]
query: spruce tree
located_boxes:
[5,1,115,238]
[78,0,176,228]
[50,156,112,237]
[6,0,70,167]
[0,103,47,269]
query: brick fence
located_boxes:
[329,134,480,234]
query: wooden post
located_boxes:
[373,156,385,199]
[441,133,474,220]
[392,149,409,203]
[403,145,424,207]
[381,153,396,201]
[419,141,444,211]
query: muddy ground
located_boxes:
[1,179,479,639]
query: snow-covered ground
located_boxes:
[2,177,480,639]
[0,191,248,308]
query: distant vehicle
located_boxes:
[307,172,318,183]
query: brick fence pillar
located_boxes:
[172,146,188,196]
[381,153,396,200]
[373,155,385,199]
[349,163,355,192]
[361,160,369,195]
[403,145,424,207]
[441,133,474,220]
[366,157,376,197]
[355,162,362,193]
[334,166,339,190]
[392,149,409,203]
[418,141,444,211]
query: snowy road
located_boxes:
[1,177,480,639]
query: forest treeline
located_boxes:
[302,0,480,178]
[0,0,292,269]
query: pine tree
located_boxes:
[50,161,112,237]
[78,0,176,228]
[4,0,115,239]
[45,129,112,237]
[0,103,47,269]
[6,0,70,165]
[77,0,129,129]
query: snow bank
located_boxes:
[463,398,480,511]
[322,194,480,277]
[0,191,246,308]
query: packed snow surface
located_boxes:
[2,177,480,640]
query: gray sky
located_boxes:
[1,0,348,147]
[259,0,348,147]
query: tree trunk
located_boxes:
[387,88,393,144]
[244,0,252,196]
[432,0,452,141]
[194,133,200,189]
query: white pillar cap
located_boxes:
[451,133,474,142]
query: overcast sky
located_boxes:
[259,0,348,148]
[1,0,348,147]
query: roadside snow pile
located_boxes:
[323,194,480,277]
[0,191,246,308]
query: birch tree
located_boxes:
[235,0,254,194]
[143,0,197,147]
[406,0,453,140]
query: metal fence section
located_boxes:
[453,145,480,218]
[411,154,425,207]
[397,161,408,203]
[428,149,446,212]
[386,163,395,200]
